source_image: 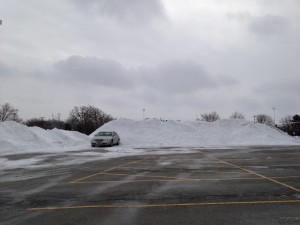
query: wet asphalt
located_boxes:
[1,146,300,225]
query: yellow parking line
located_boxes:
[28,199,300,211]
[244,164,300,168]
[273,175,300,179]
[206,155,300,193]
[70,156,154,183]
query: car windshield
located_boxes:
[95,132,112,136]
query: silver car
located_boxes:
[91,131,120,147]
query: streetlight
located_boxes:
[272,107,276,124]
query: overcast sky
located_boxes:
[0,0,299,121]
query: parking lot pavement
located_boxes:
[1,146,300,225]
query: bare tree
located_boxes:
[26,118,67,130]
[279,115,293,131]
[201,112,220,122]
[67,105,114,135]
[230,111,245,120]
[290,114,300,136]
[0,103,22,122]
[255,114,274,126]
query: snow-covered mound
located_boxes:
[0,121,90,153]
[1,119,299,155]
[91,118,300,147]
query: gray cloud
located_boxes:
[226,12,290,36]
[53,56,134,89]
[255,81,300,97]
[140,61,237,94]
[225,11,252,22]
[46,57,237,94]
[71,0,165,25]
[0,62,12,77]
[234,97,262,111]
[253,81,300,116]
[248,15,289,36]
[0,62,17,80]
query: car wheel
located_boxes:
[110,140,113,147]
[117,139,120,145]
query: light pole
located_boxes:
[142,108,145,120]
[272,107,276,124]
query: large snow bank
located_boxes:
[1,119,299,155]
[0,121,90,153]
[91,118,300,147]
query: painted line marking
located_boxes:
[70,156,154,183]
[28,199,300,211]
[244,164,300,168]
[205,154,300,193]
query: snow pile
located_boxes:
[0,121,90,153]
[1,119,299,155]
[91,118,300,147]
